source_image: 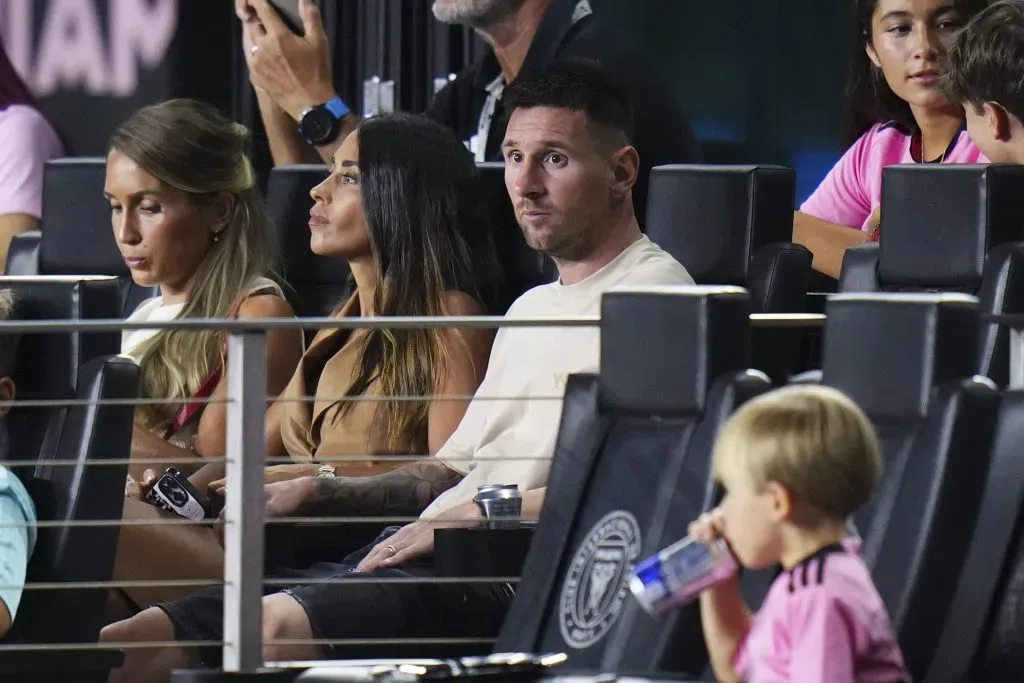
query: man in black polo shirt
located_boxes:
[237,0,701,225]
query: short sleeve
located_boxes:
[799,129,876,231]
[786,592,859,683]
[0,107,64,218]
[0,467,36,623]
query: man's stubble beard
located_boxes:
[431,0,526,29]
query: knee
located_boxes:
[100,607,173,645]
[261,593,318,663]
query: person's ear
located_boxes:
[0,377,16,418]
[983,102,1013,142]
[206,193,236,237]
[866,40,881,69]
[764,480,793,523]
[609,145,639,199]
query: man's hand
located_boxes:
[240,0,337,120]
[265,475,317,518]
[355,501,483,573]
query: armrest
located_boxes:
[265,521,387,571]
[0,649,122,681]
[4,230,40,276]
[434,525,536,578]
[837,241,881,293]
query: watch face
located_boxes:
[301,107,337,145]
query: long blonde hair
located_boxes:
[110,99,273,429]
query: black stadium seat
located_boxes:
[0,276,123,467]
[4,230,40,276]
[817,293,1000,681]
[0,355,139,683]
[644,165,812,382]
[11,159,158,316]
[498,286,768,677]
[265,164,352,318]
[839,164,1024,386]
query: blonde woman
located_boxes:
[103,99,304,482]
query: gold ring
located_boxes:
[386,545,397,555]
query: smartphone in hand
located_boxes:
[268,0,305,35]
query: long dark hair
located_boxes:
[338,112,501,451]
[0,35,69,153]
[843,0,990,143]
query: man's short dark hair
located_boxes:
[944,0,1024,121]
[0,290,19,379]
[502,58,635,145]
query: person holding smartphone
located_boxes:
[235,0,701,227]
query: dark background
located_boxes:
[1,0,853,203]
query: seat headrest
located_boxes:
[600,285,752,415]
[266,165,350,286]
[1,276,123,399]
[879,164,1024,288]
[644,165,796,284]
[476,162,547,300]
[822,293,980,421]
[38,158,129,277]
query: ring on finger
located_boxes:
[386,544,397,556]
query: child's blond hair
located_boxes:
[712,385,881,523]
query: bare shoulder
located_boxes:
[236,294,296,319]
[440,290,486,317]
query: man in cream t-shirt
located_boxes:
[104,60,693,675]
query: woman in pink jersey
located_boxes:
[795,0,989,278]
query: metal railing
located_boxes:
[0,311,827,673]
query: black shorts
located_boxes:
[157,527,514,668]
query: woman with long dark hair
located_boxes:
[110,112,501,613]
[793,0,989,278]
[0,36,66,269]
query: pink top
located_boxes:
[734,544,910,683]
[0,104,64,219]
[800,123,987,232]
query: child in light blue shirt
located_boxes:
[0,465,34,638]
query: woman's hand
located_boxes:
[355,501,483,573]
[207,463,315,496]
[125,469,158,501]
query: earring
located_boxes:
[213,232,222,243]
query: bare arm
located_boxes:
[300,459,463,518]
[0,214,37,274]
[792,211,870,279]
[699,576,752,683]
[0,598,11,639]
[427,293,494,454]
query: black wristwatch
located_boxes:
[297,97,350,147]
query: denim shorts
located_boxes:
[0,466,36,623]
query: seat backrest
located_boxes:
[0,277,123,469]
[476,163,548,308]
[644,165,799,287]
[927,390,1024,683]
[645,165,811,384]
[820,292,1000,680]
[498,286,770,676]
[876,164,1024,290]
[7,355,139,645]
[266,165,352,317]
[36,158,159,316]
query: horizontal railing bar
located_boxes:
[0,315,598,333]
[0,394,564,408]
[0,312,827,334]
[5,576,519,591]
[0,514,538,527]
[1,454,554,467]
[0,637,497,653]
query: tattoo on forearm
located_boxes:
[303,460,463,517]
